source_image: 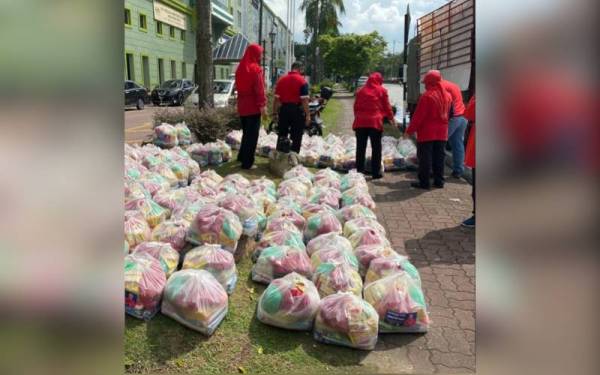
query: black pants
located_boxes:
[471,168,476,214]
[355,128,383,177]
[277,104,304,153]
[238,114,261,168]
[417,140,446,188]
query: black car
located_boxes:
[124,80,150,110]
[151,79,195,106]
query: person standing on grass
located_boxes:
[272,61,311,154]
[235,44,267,169]
[441,78,468,178]
[462,95,476,227]
[352,72,396,180]
[405,70,453,190]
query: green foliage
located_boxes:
[319,32,387,81]
[153,106,241,144]
[300,0,346,37]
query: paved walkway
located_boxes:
[335,93,476,373]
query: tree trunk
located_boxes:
[196,0,214,108]
[312,0,320,84]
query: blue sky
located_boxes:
[265,0,449,52]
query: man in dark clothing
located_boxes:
[271,61,310,153]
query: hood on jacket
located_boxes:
[235,44,263,92]
[366,72,384,87]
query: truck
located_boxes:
[407,0,475,112]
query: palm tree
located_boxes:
[300,0,345,82]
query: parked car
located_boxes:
[151,79,195,106]
[124,80,150,110]
[354,76,368,95]
[185,79,236,108]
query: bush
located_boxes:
[319,79,335,89]
[153,106,241,144]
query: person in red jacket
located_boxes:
[405,70,452,189]
[462,95,476,227]
[441,78,467,178]
[353,72,396,179]
[235,44,267,169]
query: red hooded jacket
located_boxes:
[441,80,465,116]
[406,70,452,142]
[464,96,475,168]
[235,44,267,116]
[352,72,394,131]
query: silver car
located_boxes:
[186,79,235,108]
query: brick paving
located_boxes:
[334,93,476,373]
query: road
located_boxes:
[125,105,187,144]
[383,83,404,106]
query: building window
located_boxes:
[182,62,187,79]
[142,56,150,88]
[124,9,131,26]
[169,26,175,38]
[171,60,177,79]
[158,58,164,84]
[156,21,163,35]
[125,53,135,81]
[139,14,147,31]
[236,11,242,28]
[180,30,186,41]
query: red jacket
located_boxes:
[235,44,267,116]
[352,72,394,131]
[406,70,452,142]
[464,96,475,168]
[441,80,465,116]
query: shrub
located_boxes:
[319,79,335,89]
[152,105,241,144]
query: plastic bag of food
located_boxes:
[301,203,336,221]
[225,130,243,149]
[363,273,429,333]
[141,154,162,170]
[151,163,179,188]
[277,177,312,198]
[266,207,306,232]
[182,244,237,294]
[397,139,417,157]
[365,256,421,286]
[171,198,212,223]
[167,160,190,187]
[263,218,302,236]
[266,197,304,215]
[348,228,390,249]
[249,177,277,198]
[196,169,223,186]
[161,269,228,335]
[132,241,179,278]
[151,219,189,252]
[218,193,266,237]
[247,191,277,215]
[175,123,192,146]
[312,263,363,298]
[343,217,386,238]
[124,182,150,206]
[257,272,320,330]
[125,161,146,181]
[124,253,166,320]
[124,240,130,255]
[154,123,178,148]
[337,204,377,224]
[311,247,359,270]
[306,232,353,257]
[252,245,313,284]
[340,187,376,210]
[340,170,368,191]
[313,292,379,350]
[153,189,185,212]
[125,197,170,228]
[308,187,341,209]
[354,244,397,276]
[253,230,305,262]
[283,164,314,181]
[304,211,342,243]
[138,172,171,196]
[186,204,243,253]
[218,173,250,194]
[313,168,341,190]
[125,211,152,248]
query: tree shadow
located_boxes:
[404,225,475,268]
[369,171,430,203]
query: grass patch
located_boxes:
[212,151,281,184]
[382,119,402,139]
[320,98,343,136]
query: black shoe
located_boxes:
[433,182,444,189]
[410,182,430,190]
[451,172,463,179]
[371,174,383,180]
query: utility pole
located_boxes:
[196,0,214,108]
[313,0,320,83]
[400,3,411,129]
[258,0,263,44]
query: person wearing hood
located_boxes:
[235,44,267,169]
[405,70,453,189]
[352,72,396,179]
[441,78,468,178]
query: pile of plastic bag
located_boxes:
[187,140,232,167]
[218,193,266,237]
[341,187,376,210]
[124,253,166,320]
[310,247,359,270]
[132,241,179,278]
[313,292,379,350]
[363,273,429,333]
[224,129,242,150]
[161,269,229,335]
[182,244,238,294]
[124,211,152,248]
[154,123,179,148]
[256,272,320,330]
[354,244,397,277]
[304,211,342,242]
[343,217,386,238]
[186,204,243,253]
[252,245,313,284]
[306,232,353,257]
[338,204,377,224]
[312,263,363,298]
[175,123,192,146]
[151,219,189,252]
[365,255,421,286]
[254,230,305,261]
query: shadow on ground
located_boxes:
[404,225,475,268]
